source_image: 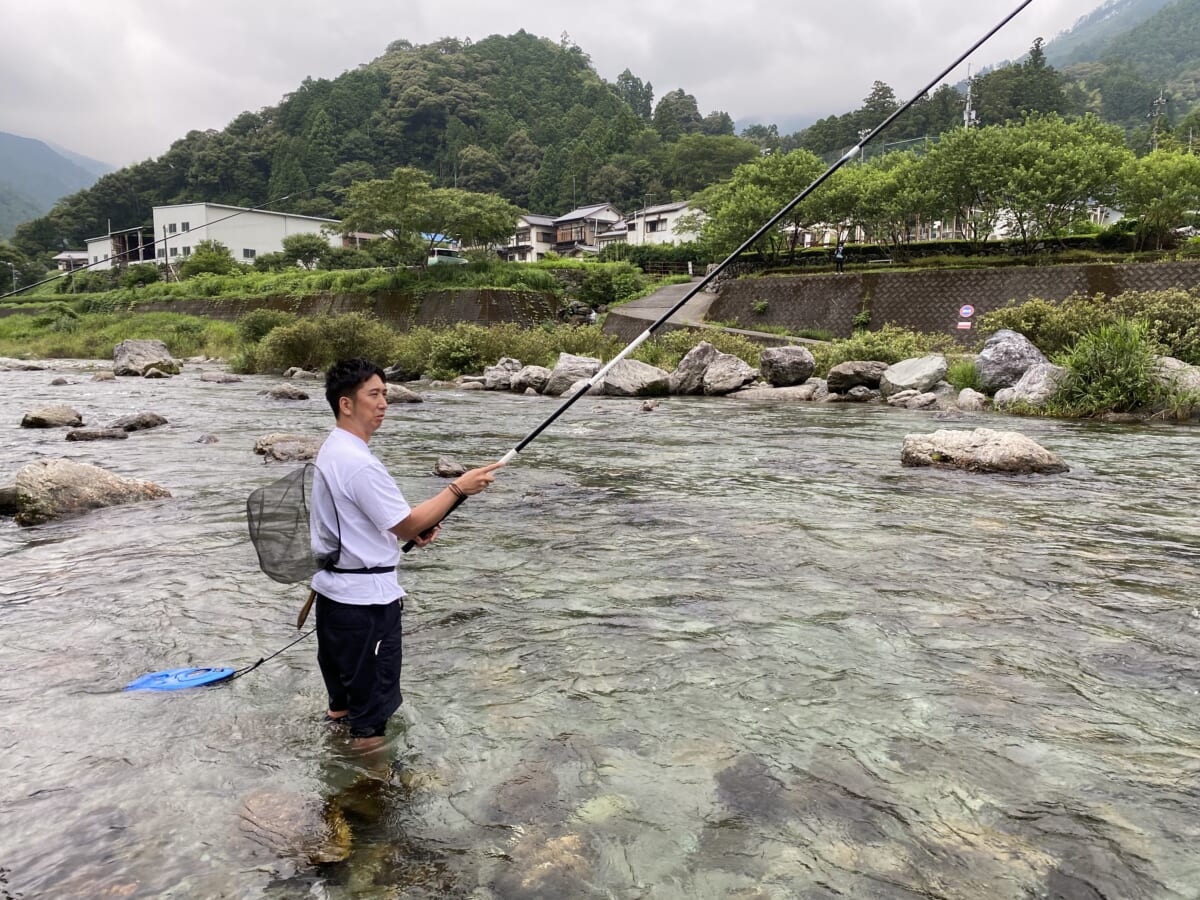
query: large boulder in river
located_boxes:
[901,427,1068,475]
[826,360,888,393]
[668,341,718,395]
[263,383,309,401]
[1154,356,1200,394]
[993,363,1066,410]
[385,383,422,403]
[975,330,1047,393]
[113,339,180,376]
[13,458,171,526]
[880,355,948,398]
[702,352,758,395]
[759,345,815,387]
[254,433,322,462]
[483,357,523,391]
[21,405,83,428]
[596,359,671,397]
[511,365,552,394]
[66,428,128,442]
[543,353,601,397]
[728,382,825,401]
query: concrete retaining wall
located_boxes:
[706,261,1200,340]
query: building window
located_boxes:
[168,223,177,234]
[515,228,530,243]
[182,246,191,257]
[647,219,666,233]
[243,248,256,259]
[169,247,178,257]
[181,221,190,232]
[93,256,99,263]
[157,249,166,259]
[537,231,554,243]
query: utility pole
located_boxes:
[1149,90,1167,152]
[963,63,977,128]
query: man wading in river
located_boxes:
[311,358,503,750]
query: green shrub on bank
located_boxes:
[980,289,1200,365]
[1047,319,1164,417]
[254,313,401,373]
[945,356,982,392]
[811,324,955,375]
[237,308,297,345]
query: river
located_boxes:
[1,361,1198,899]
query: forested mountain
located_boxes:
[12,31,756,259]
[1043,0,1178,67]
[0,131,107,239]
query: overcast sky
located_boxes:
[2,0,1100,167]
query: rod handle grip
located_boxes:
[401,493,467,553]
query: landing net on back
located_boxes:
[246,463,337,584]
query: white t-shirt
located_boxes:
[310,427,412,605]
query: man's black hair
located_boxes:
[325,358,386,416]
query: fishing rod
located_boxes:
[404,0,1036,552]
[1,188,319,301]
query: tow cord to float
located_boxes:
[403,0,1037,552]
[229,627,317,681]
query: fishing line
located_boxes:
[2,188,320,300]
[404,0,1036,551]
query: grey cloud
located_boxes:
[0,0,1097,165]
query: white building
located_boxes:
[84,226,157,269]
[552,203,624,256]
[152,202,341,265]
[625,201,697,246]
[500,214,557,262]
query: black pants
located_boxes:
[315,593,403,738]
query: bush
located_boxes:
[237,308,297,345]
[945,356,982,392]
[631,327,763,370]
[253,313,399,373]
[122,263,161,289]
[811,324,954,375]
[979,289,1200,364]
[1047,319,1163,416]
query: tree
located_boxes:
[337,167,434,264]
[653,89,703,142]
[691,149,826,261]
[178,239,239,278]
[615,69,654,120]
[922,125,1011,244]
[993,114,1131,250]
[1117,150,1200,249]
[282,232,332,269]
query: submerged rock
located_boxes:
[263,383,309,401]
[14,458,171,526]
[901,427,1069,475]
[66,428,129,442]
[108,412,168,432]
[239,790,351,865]
[199,371,242,384]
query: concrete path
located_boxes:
[613,278,713,326]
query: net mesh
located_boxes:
[246,464,337,584]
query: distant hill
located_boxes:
[45,141,117,180]
[1044,0,1179,67]
[0,131,108,239]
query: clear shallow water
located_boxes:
[1,362,1198,899]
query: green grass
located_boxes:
[0,310,239,359]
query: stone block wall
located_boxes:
[707,261,1200,341]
